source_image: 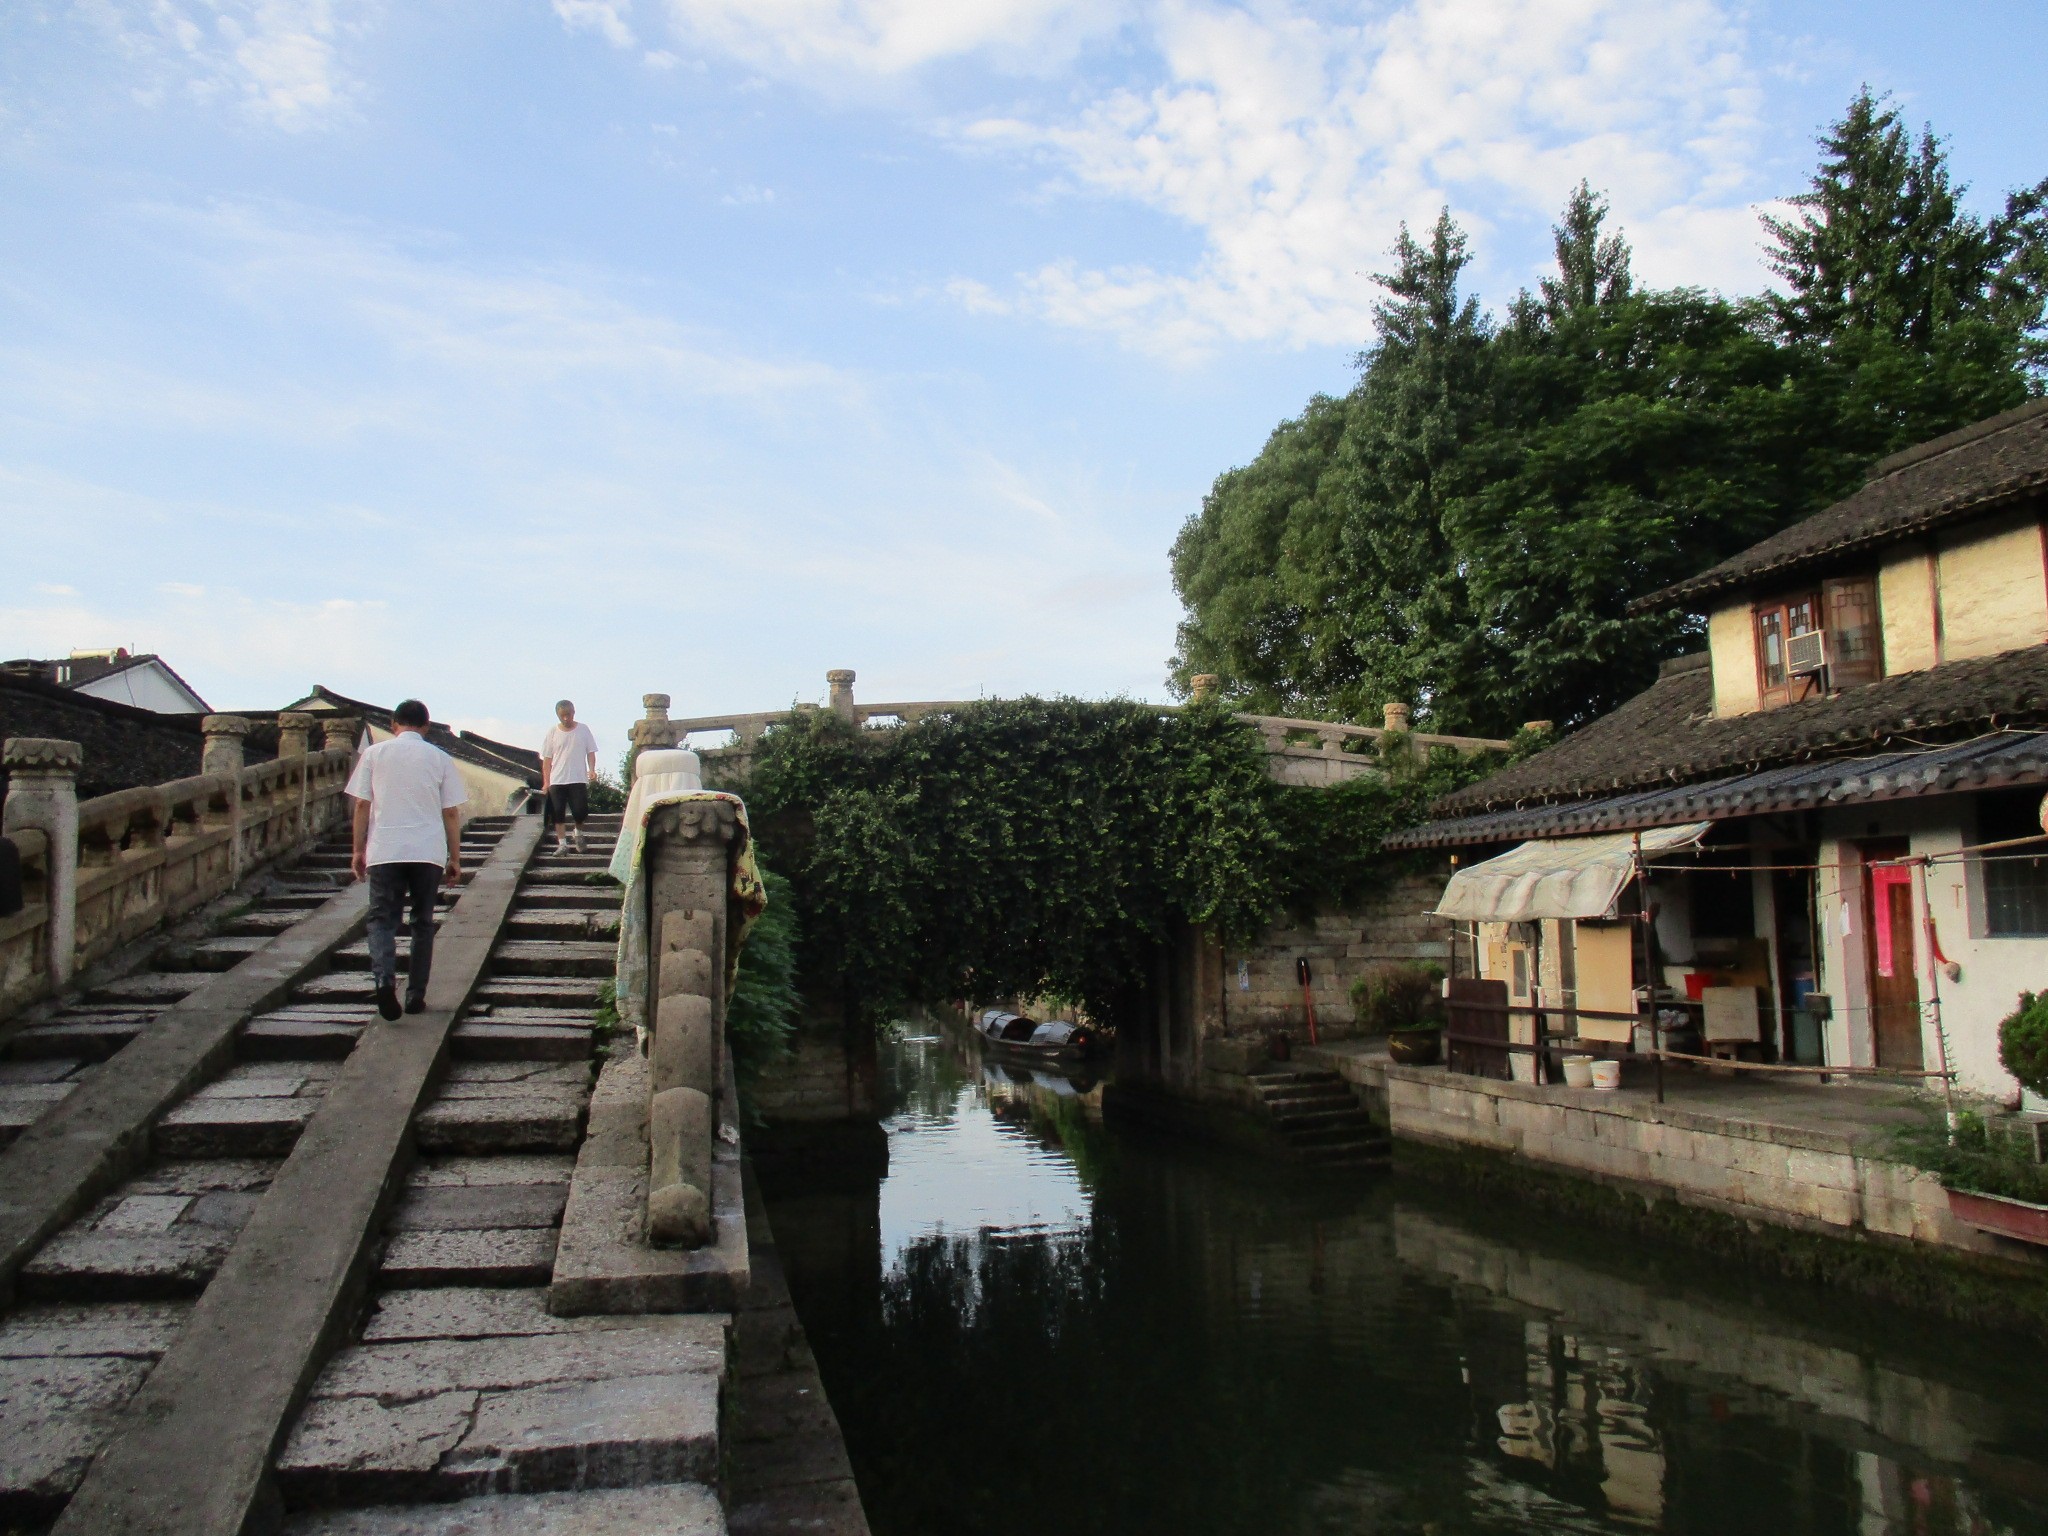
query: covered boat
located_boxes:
[971,1009,1102,1064]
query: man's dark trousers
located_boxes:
[368,862,441,1004]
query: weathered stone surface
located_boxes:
[408,1155,576,1188]
[362,1288,662,1344]
[0,1059,84,1084]
[0,1354,152,1515]
[155,1094,317,1157]
[390,1184,568,1232]
[239,1019,363,1059]
[651,995,715,1097]
[275,1390,478,1503]
[443,1062,591,1087]
[97,1195,191,1233]
[415,1096,586,1154]
[452,1022,591,1062]
[378,1230,558,1287]
[282,1483,724,1535]
[648,1087,712,1198]
[184,1190,263,1230]
[443,1372,721,1494]
[20,1228,234,1299]
[313,1324,725,1401]
[124,1158,275,1195]
[657,949,713,1000]
[0,1302,188,1360]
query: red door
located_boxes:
[1865,857,1924,1071]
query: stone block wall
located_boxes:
[1220,872,1450,1042]
[747,997,875,1125]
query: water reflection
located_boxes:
[763,1030,2048,1536]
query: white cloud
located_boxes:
[87,0,376,129]
[553,0,637,51]
[961,0,1771,351]
[657,0,1125,76]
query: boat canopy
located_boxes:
[1432,824,1710,923]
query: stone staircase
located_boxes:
[1248,1069,1388,1167]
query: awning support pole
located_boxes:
[1913,858,1959,1135]
[1635,833,1663,1105]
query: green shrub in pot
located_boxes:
[1999,991,2048,1098]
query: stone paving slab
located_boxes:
[82,974,204,1005]
[378,1230,558,1287]
[415,1096,586,1154]
[390,1184,568,1231]
[6,1018,151,1059]
[124,1159,277,1196]
[0,1058,87,1083]
[482,942,616,978]
[243,1018,364,1059]
[360,1287,684,1344]
[408,1155,575,1188]
[0,1301,188,1360]
[19,1228,235,1300]
[0,1354,154,1520]
[282,1482,724,1535]
[156,1095,319,1157]
[452,1023,592,1062]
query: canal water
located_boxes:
[760,1030,2048,1536]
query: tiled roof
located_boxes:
[1432,642,2048,817]
[1634,397,2048,613]
[295,687,540,786]
[0,652,211,711]
[1392,730,2048,848]
[0,674,272,802]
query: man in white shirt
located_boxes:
[540,700,600,854]
[345,699,469,1019]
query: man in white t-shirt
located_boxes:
[345,699,469,1020]
[539,700,600,854]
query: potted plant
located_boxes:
[1352,962,1445,1066]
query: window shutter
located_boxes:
[1824,576,1881,688]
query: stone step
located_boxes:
[510,889,620,911]
[154,1065,337,1157]
[83,974,202,1006]
[16,1169,273,1301]
[240,1018,364,1060]
[1267,1105,1369,1130]
[414,1082,589,1154]
[1257,1084,1359,1110]
[275,1304,723,1507]
[220,909,310,937]
[0,1082,77,1147]
[483,942,614,978]
[450,1023,594,1063]
[377,1230,558,1288]
[501,911,620,942]
[5,1017,153,1061]
[328,939,438,973]
[156,934,275,972]
[471,980,605,1009]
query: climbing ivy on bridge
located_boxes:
[729,698,1500,1029]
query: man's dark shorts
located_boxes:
[546,783,590,827]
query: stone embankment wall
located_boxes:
[1220,872,1450,1042]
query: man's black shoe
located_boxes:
[405,995,426,1015]
[375,981,402,1020]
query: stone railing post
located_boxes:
[1382,701,1412,733]
[630,693,682,760]
[3,738,82,990]
[827,668,856,723]
[202,715,250,880]
[321,716,362,754]
[276,711,313,758]
[641,796,735,1248]
[1190,673,1220,704]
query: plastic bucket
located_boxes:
[1590,1059,1622,1091]
[1561,1055,1595,1088]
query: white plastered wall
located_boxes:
[1817,796,2041,1101]
[1706,604,1759,717]
[1935,513,2048,662]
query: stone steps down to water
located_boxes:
[1249,1071,1389,1165]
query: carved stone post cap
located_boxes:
[825,669,855,686]
[277,711,314,728]
[1189,673,1220,703]
[1521,720,1554,735]
[641,694,672,716]
[321,716,362,748]
[202,715,252,738]
[3,737,83,773]
[1382,701,1412,732]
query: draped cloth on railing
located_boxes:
[610,750,767,1043]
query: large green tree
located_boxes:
[1171,96,2048,737]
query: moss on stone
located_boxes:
[1393,1137,2048,1341]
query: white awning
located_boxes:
[1433,824,1711,923]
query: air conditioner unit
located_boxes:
[1785,628,1827,675]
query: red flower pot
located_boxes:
[1946,1188,2048,1246]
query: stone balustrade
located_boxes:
[639,795,741,1248]
[639,669,1509,781]
[0,718,361,1020]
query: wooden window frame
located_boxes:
[1754,590,1822,709]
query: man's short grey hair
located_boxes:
[555,700,575,713]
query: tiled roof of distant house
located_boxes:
[1429,642,2048,819]
[0,673,274,802]
[1633,397,2048,613]
[0,651,211,711]
[290,686,541,786]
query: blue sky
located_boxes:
[3,2,2045,757]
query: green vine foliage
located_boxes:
[727,865,801,1091]
[1998,991,2048,1098]
[739,699,1501,1029]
